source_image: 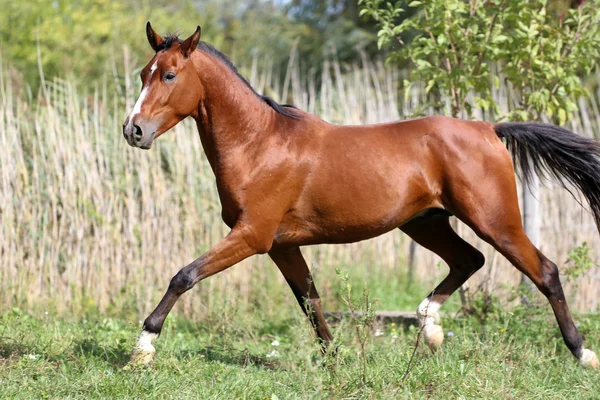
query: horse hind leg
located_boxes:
[453,182,598,368]
[400,215,485,351]
[478,224,597,367]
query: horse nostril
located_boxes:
[134,125,143,140]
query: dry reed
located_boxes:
[0,49,599,320]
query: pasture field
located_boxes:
[1,291,599,400]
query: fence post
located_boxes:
[521,174,541,302]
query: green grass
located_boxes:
[1,299,598,399]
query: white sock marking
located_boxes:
[417,297,444,349]
[417,297,442,328]
[135,330,158,352]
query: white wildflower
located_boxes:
[271,340,280,346]
[374,329,384,337]
[266,350,280,358]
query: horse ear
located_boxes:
[146,22,164,52]
[179,26,201,58]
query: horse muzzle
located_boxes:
[122,121,155,150]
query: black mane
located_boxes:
[156,33,300,119]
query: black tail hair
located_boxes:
[494,122,600,234]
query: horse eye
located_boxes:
[164,72,176,82]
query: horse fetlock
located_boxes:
[142,315,164,335]
[579,348,599,369]
[417,298,444,351]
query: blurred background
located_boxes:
[0,0,599,322]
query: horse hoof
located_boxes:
[124,330,158,369]
[580,349,598,369]
[125,347,156,369]
[424,324,444,352]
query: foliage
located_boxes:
[564,242,594,281]
[360,0,505,117]
[0,0,226,94]
[336,268,377,384]
[286,0,380,68]
[501,0,600,124]
[0,0,381,98]
[360,0,600,122]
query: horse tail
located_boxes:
[494,122,600,234]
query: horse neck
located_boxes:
[191,51,282,171]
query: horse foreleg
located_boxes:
[269,246,333,351]
[127,225,260,367]
[400,216,485,351]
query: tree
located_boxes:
[360,0,507,119]
[501,0,600,125]
[283,0,381,88]
[0,0,223,94]
[359,0,600,121]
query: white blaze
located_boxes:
[127,60,158,128]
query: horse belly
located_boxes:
[273,191,434,246]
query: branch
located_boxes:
[391,31,419,67]
[561,7,585,59]
[423,6,460,115]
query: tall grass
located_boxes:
[1,49,599,322]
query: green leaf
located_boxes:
[415,59,431,69]
[558,109,567,126]
[425,79,436,94]
[492,34,508,44]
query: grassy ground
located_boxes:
[1,294,598,400]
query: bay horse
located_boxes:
[122,23,599,368]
